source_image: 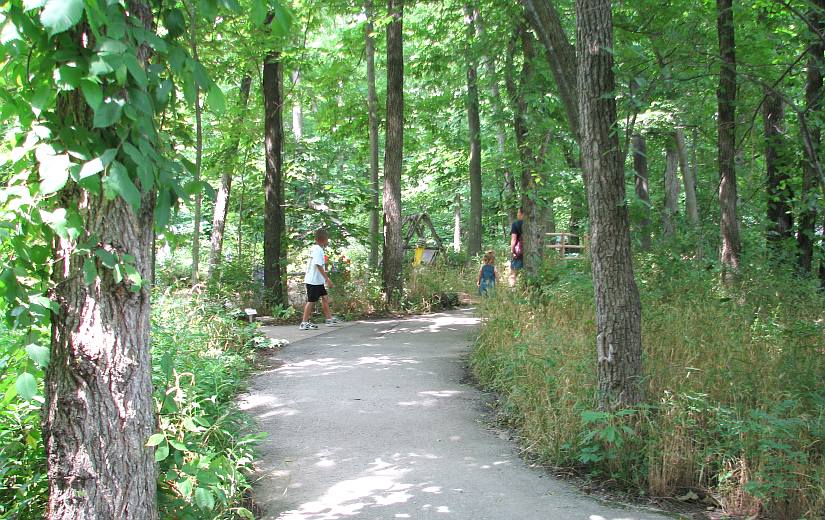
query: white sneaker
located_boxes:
[325,317,342,326]
[299,321,318,330]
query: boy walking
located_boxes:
[299,229,342,330]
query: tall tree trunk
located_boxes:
[576,0,643,410]
[454,193,462,252]
[798,1,825,272]
[675,129,699,228]
[190,4,203,285]
[763,89,794,251]
[521,0,579,139]
[473,7,514,223]
[464,4,483,257]
[263,52,287,306]
[505,24,542,277]
[632,133,652,250]
[383,0,404,303]
[208,75,252,278]
[663,137,680,238]
[44,3,157,517]
[291,69,304,142]
[365,0,381,271]
[717,0,741,278]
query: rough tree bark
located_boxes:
[632,133,652,250]
[763,90,794,249]
[798,1,825,272]
[717,0,741,278]
[464,4,483,257]
[263,52,287,306]
[383,0,404,302]
[365,0,381,271]
[44,2,157,517]
[576,0,644,409]
[663,137,680,238]
[208,75,252,278]
[504,24,543,277]
[674,129,699,228]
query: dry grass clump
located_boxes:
[471,257,825,519]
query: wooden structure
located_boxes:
[545,232,588,259]
[402,213,444,265]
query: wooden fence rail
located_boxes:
[545,232,588,259]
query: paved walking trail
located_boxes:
[240,308,672,520]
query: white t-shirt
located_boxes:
[304,244,326,285]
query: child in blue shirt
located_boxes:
[477,251,498,296]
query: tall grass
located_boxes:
[471,254,825,519]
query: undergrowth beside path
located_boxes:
[471,253,825,519]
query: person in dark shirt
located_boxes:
[509,207,523,286]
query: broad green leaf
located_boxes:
[194,488,215,510]
[25,344,50,367]
[250,0,267,26]
[122,264,143,292]
[38,153,71,194]
[95,248,117,268]
[207,85,225,113]
[169,439,186,451]
[93,99,123,128]
[146,433,165,447]
[80,79,103,109]
[183,417,200,432]
[54,65,82,89]
[154,443,169,462]
[177,478,193,497]
[192,61,210,90]
[124,55,148,88]
[154,188,171,228]
[269,3,293,38]
[40,0,83,36]
[103,161,141,210]
[15,372,37,401]
[82,258,97,284]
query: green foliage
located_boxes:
[472,255,825,518]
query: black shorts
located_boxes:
[306,284,327,303]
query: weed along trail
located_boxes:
[241,308,671,520]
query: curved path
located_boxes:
[240,308,672,520]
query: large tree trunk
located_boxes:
[717,0,741,278]
[521,0,579,139]
[208,75,252,278]
[263,52,287,306]
[576,0,644,410]
[365,0,381,271]
[632,133,652,250]
[798,1,825,272]
[190,5,203,285]
[675,129,700,228]
[44,3,157,517]
[663,137,680,238]
[505,24,542,277]
[464,4,483,257]
[383,0,404,303]
[763,89,794,250]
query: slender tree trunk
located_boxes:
[291,69,303,142]
[383,0,404,303]
[263,52,287,307]
[44,3,157,517]
[675,129,699,227]
[365,0,381,271]
[717,0,741,279]
[208,75,252,278]
[763,90,794,251]
[454,193,462,252]
[521,0,579,139]
[576,0,643,410]
[798,1,825,272]
[190,4,202,285]
[464,4,483,257]
[632,133,652,250]
[663,137,680,238]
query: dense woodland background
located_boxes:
[1,0,824,518]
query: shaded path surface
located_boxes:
[241,309,671,520]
